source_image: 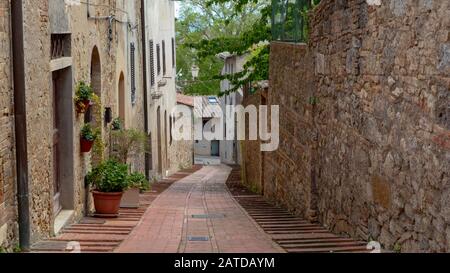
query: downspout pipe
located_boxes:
[140,0,150,179]
[11,0,31,251]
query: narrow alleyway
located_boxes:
[116,165,283,253]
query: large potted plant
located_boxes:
[86,160,130,215]
[80,123,96,153]
[110,128,150,208]
[120,172,150,208]
[74,81,94,114]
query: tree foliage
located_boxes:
[176,0,268,96]
[177,0,321,96]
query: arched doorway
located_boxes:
[88,46,102,164]
[157,107,162,175]
[86,46,102,125]
[118,72,125,127]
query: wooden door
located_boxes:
[52,74,62,216]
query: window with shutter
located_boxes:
[171,38,175,68]
[156,44,161,75]
[162,40,166,75]
[149,40,155,86]
[130,42,136,105]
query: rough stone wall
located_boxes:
[23,0,54,243]
[266,43,317,218]
[0,0,18,250]
[168,140,194,172]
[241,88,263,193]
[167,107,194,173]
[267,0,450,252]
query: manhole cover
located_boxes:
[188,236,209,241]
[191,213,225,219]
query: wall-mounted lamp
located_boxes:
[104,107,112,125]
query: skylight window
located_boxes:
[208,96,218,104]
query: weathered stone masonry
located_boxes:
[264,0,450,252]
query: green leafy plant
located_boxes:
[112,118,123,130]
[182,0,321,96]
[128,172,150,192]
[86,160,131,193]
[111,129,149,164]
[13,244,21,253]
[74,81,96,113]
[393,243,402,253]
[81,123,96,141]
[75,81,94,101]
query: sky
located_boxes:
[175,1,181,18]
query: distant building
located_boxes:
[217,52,246,165]
[193,96,222,165]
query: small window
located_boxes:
[208,96,218,104]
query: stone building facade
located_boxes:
[0,0,184,251]
[245,0,449,252]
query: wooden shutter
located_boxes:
[162,40,166,75]
[171,38,175,68]
[149,40,155,86]
[130,42,136,105]
[156,44,161,75]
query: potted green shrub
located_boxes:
[80,123,96,153]
[110,128,149,208]
[111,117,123,131]
[86,160,130,215]
[74,81,94,113]
[121,172,150,208]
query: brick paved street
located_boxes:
[116,165,284,253]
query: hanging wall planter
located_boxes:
[80,123,96,153]
[74,81,94,114]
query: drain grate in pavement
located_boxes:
[188,236,210,241]
[192,213,225,219]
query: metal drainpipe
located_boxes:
[140,0,150,179]
[11,0,31,251]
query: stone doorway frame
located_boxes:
[51,66,75,233]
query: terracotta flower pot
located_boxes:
[92,191,123,215]
[75,99,91,114]
[83,100,91,110]
[80,138,94,153]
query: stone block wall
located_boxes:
[0,0,18,250]
[266,0,450,252]
[168,140,194,173]
[266,43,317,218]
[241,88,264,194]
[23,0,54,243]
